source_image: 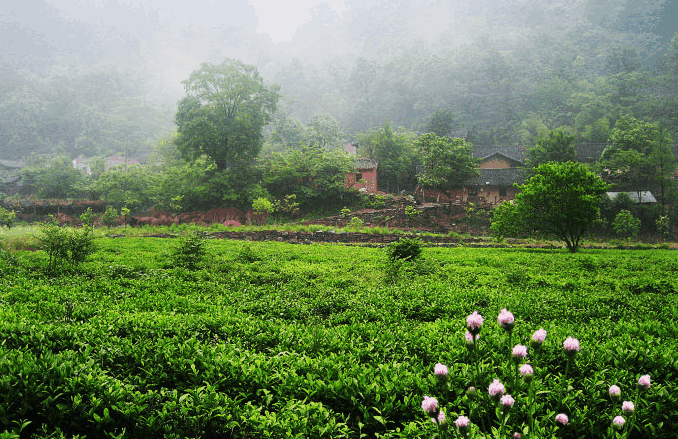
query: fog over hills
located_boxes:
[1,0,677,160]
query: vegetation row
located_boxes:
[0,235,676,438]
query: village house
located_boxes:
[343,143,379,193]
[416,145,527,204]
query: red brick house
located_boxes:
[345,158,379,193]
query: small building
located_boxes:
[606,191,657,203]
[345,158,378,193]
[417,145,527,204]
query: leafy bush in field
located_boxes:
[36,223,97,270]
[235,243,262,263]
[386,237,423,262]
[614,209,641,237]
[101,205,118,227]
[167,231,208,269]
[0,206,16,229]
[79,207,97,227]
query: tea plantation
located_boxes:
[0,238,676,438]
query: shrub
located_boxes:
[656,215,670,237]
[101,205,119,227]
[79,207,97,227]
[37,223,97,270]
[386,237,423,262]
[252,197,275,214]
[347,217,364,229]
[613,209,641,237]
[236,243,262,263]
[0,206,16,229]
[168,231,208,270]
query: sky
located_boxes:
[248,0,346,43]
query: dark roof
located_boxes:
[353,158,378,170]
[467,168,525,187]
[575,143,607,162]
[472,145,526,164]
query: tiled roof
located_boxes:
[353,159,378,170]
[575,143,607,162]
[472,145,526,164]
[467,168,525,187]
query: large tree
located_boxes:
[524,127,578,170]
[355,121,419,193]
[175,60,279,171]
[491,162,609,252]
[598,115,675,205]
[415,133,479,193]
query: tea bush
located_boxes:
[0,240,676,438]
[386,237,423,262]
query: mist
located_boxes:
[1,0,677,160]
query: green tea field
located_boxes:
[0,237,676,438]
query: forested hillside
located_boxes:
[1,0,676,160]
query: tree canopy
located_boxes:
[491,162,609,252]
[175,60,280,171]
[525,127,578,170]
[415,133,479,192]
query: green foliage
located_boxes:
[405,205,420,222]
[347,216,364,229]
[175,59,280,171]
[1,240,678,438]
[252,197,275,215]
[0,206,16,229]
[340,207,351,218]
[386,237,423,262]
[168,232,208,270]
[36,223,97,270]
[656,215,670,236]
[613,209,641,237]
[415,133,479,191]
[599,116,675,200]
[525,127,577,170]
[101,206,118,227]
[79,207,97,227]
[20,155,85,199]
[355,121,419,192]
[492,162,609,252]
[257,148,357,210]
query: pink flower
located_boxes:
[555,413,569,426]
[512,344,528,362]
[465,331,478,348]
[488,379,505,399]
[433,410,447,427]
[455,415,470,431]
[609,385,621,399]
[638,374,651,390]
[498,308,515,332]
[520,364,534,382]
[434,363,449,380]
[421,396,438,415]
[612,415,625,430]
[531,328,547,349]
[513,433,522,439]
[563,337,580,357]
[467,311,484,335]
[500,394,515,408]
[622,401,634,413]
